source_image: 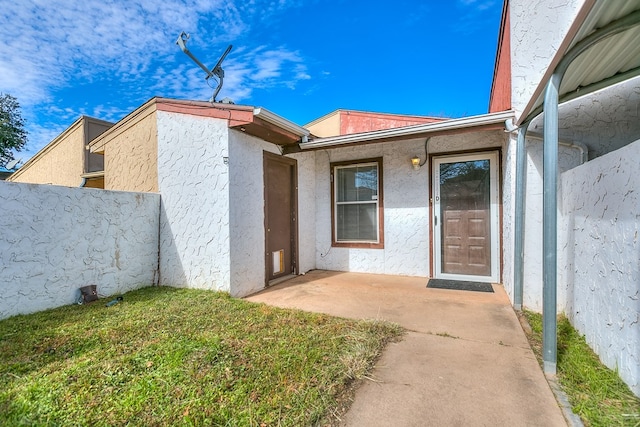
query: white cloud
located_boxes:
[154,43,310,103]
[0,0,312,159]
[454,0,500,34]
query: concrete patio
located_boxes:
[246,270,567,426]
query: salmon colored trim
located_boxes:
[156,101,254,127]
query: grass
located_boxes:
[522,311,640,427]
[0,286,404,426]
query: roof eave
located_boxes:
[252,107,310,141]
[298,111,514,150]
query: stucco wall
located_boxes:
[289,150,317,276]
[0,181,160,320]
[227,131,316,297]
[104,110,158,192]
[501,133,517,299]
[228,129,280,297]
[9,121,85,187]
[315,131,505,277]
[339,111,443,135]
[555,77,640,159]
[521,138,584,311]
[510,0,585,117]
[156,111,231,291]
[306,112,340,137]
[559,138,640,396]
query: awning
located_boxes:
[518,0,640,125]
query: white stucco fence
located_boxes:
[560,138,640,396]
[0,181,160,320]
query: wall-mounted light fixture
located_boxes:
[411,138,431,171]
[411,156,421,170]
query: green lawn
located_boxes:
[0,287,403,426]
[522,311,640,427]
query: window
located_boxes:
[331,158,383,248]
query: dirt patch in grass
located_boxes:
[0,287,403,426]
[520,310,640,427]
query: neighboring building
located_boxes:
[8,116,112,188]
[306,109,445,137]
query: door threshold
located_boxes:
[268,274,297,287]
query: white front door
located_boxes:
[433,151,500,283]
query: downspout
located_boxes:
[513,120,529,311]
[539,9,640,375]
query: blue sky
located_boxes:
[0,0,502,161]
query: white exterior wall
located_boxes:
[314,141,428,275]
[227,133,317,297]
[510,0,585,117]
[289,150,317,275]
[501,134,518,299]
[554,77,640,159]
[315,131,504,277]
[559,139,640,396]
[0,182,159,319]
[522,138,584,311]
[157,111,232,291]
[227,130,280,297]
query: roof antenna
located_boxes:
[176,32,232,103]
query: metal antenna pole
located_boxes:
[176,32,233,103]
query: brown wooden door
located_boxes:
[436,156,493,277]
[264,152,297,282]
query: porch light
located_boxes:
[411,156,421,170]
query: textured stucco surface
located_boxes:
[528,77,640,159]
[227,130,316,297]
[9,121,85,187]
[104,110,158,192]
[228,129,280,297]
[157,111,231,291]
[289,150,317,276]
[501,134,517,299]
[315,131,505,277]
[560,138,640,396]
[0,181,160,320]
[521,138,583,311]
[510,0,584,117]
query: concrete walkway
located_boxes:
[246,270,567,426]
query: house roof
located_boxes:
[518,0,640,124]
[294,110,514,151]
[304,109,447,138]
[304,109,445,128]
[9,115,113,181]
[89,98,309,153]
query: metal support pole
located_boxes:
[542,75,560,375]
[513,121,529,311]
[518,8,640,377]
